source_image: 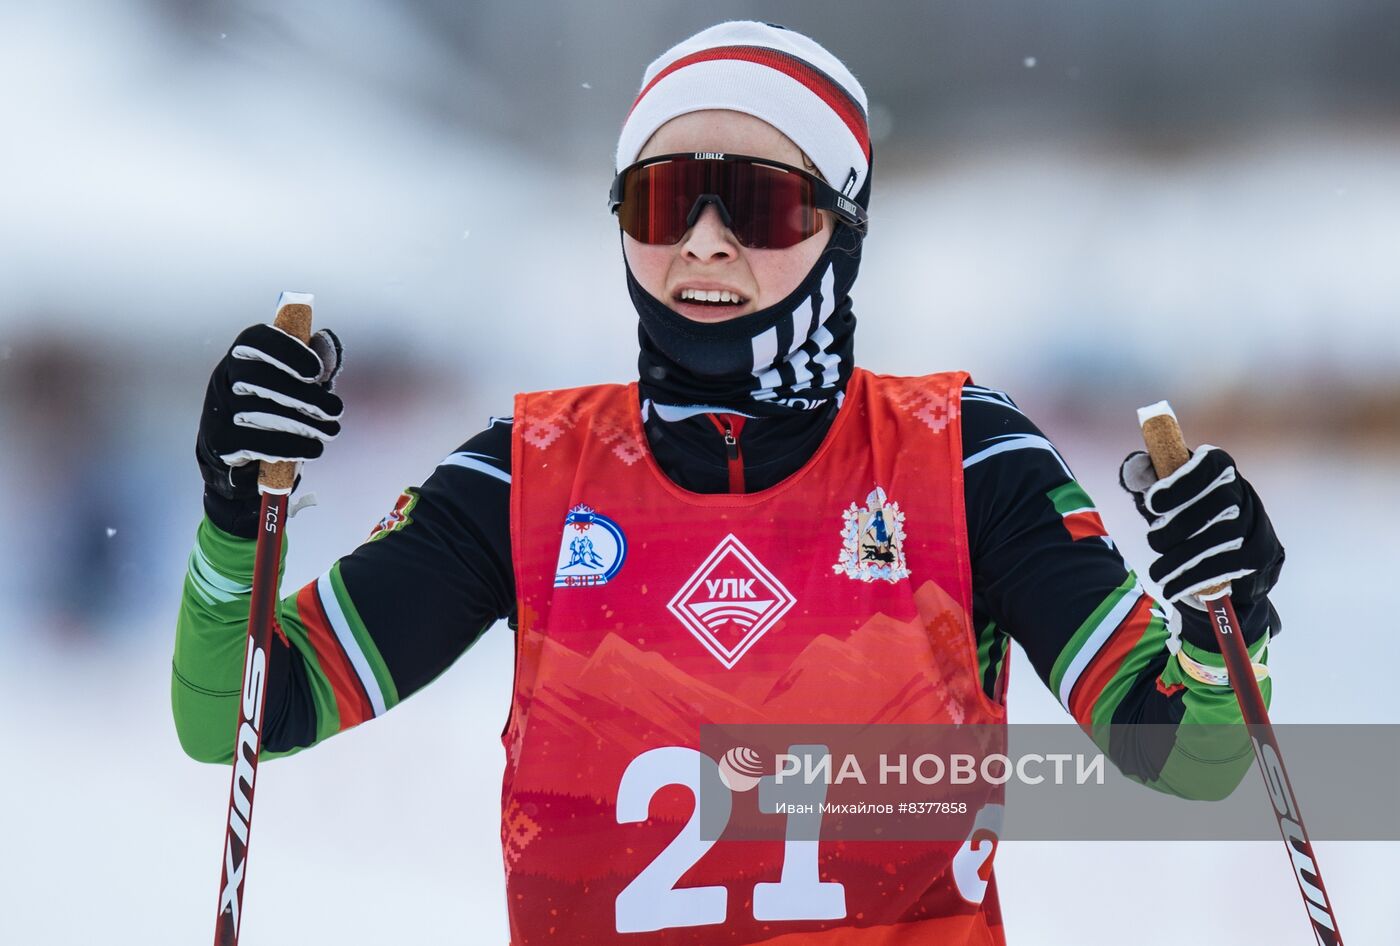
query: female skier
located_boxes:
[174,21,1284,945]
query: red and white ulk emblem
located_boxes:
[667,534,796,669]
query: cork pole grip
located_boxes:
[1136,400,1228,598]
[257,291,315,493]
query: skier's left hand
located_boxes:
[1118,445,1285,611]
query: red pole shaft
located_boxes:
[212,491,287,946]
[1202,592,1343,945]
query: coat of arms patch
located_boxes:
[834,486,911,583]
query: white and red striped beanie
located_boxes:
[616,21,871,199]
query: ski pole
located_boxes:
[1138,401,1343,945]
[211,291,315,946]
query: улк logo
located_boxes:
[555,504,627,588]
[834,486,911,583]
[668,534,796,668]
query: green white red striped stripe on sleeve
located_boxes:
[1047,480,1113,547]
[1050,573,1170,728]
[286,561,399,734]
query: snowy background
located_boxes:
[1,1,1397,942]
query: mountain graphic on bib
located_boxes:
[512,578,979,806]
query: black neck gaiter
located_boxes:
[630,179,868,417]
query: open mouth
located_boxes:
[675,288,748,307]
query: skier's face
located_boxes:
[624,110,831,324]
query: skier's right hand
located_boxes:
[196,323,344,537]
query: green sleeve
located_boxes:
[1130,635,1271,800]
[172,517,305,764]
[1000,565,1273,802]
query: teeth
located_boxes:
[680,288,743,304]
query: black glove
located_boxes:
[196,323,343,537]
[1119,445,1284,649]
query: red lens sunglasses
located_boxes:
[610,152,868,250]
